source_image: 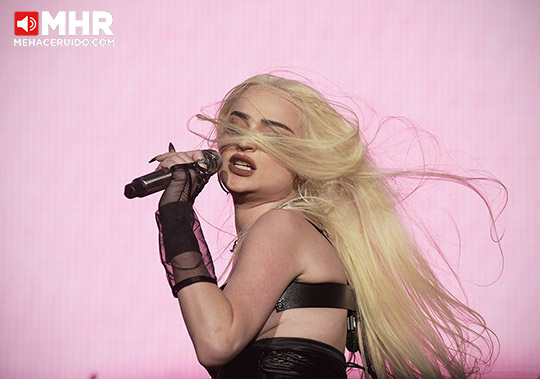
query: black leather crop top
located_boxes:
[275,281,356,312]
[219,281,355,312]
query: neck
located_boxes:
[233,195,294,234]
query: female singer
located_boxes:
[152,74,498,378]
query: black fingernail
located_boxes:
[169,142,176,152]
[148,156,158,163]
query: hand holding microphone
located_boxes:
[143,143,219,298]
[124,143,222,199]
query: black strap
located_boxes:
[275,281,356,312]
[304,218,331,244]
[172,275,217,297]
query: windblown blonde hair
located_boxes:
[198,74,501,378]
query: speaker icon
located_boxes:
[17,16,37,32]
[14,12,39,36]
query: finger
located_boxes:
[149,142,176,163]
[160,155,193,170]
[188,150,207,169]
[190,150,205,161]
[150,150,204,167]
[149,152,178,164]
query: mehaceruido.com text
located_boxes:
[14,38,114,47]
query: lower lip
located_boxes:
[228,162,255,177]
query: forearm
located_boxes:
[176,282,243,367]
[152,153,250,366]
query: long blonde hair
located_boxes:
[199,74,501,378]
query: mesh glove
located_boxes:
[155,160,217,297]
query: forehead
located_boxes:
[230,86,303,134]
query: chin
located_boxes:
[223,180,253,195]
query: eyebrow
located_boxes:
[229,110,296,135]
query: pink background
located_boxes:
[1,1,538,378]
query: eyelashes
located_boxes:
[217,126,286,150]
[223,123,286,137]
[224,125,241,135]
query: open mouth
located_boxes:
[232,161,253,171]
[230,154,256,171]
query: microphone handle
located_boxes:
[124,149,222,199]
[124,170,172,199]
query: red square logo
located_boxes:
[14,12,39,36]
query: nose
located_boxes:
[236,140,256,152]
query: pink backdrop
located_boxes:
[1,1,538,378]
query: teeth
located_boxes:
[234,162,252,170]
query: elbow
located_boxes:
[194,335,241,368]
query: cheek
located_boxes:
[264,159,296,184]
[217,144,234,157]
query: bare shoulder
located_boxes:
[250,208,345,284]
[232,208,342,284]
[240,209,306,252]
[252,208,306,231]
[243,208,333,262]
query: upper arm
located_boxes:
[221,209,306,349]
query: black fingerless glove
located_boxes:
[156,162,217,297]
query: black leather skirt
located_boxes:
[209,337,347,379]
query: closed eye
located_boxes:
[261,119,295,135]
[229,110,295,136]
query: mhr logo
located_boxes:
[14,11,114,36]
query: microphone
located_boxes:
[124,149,222,199]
